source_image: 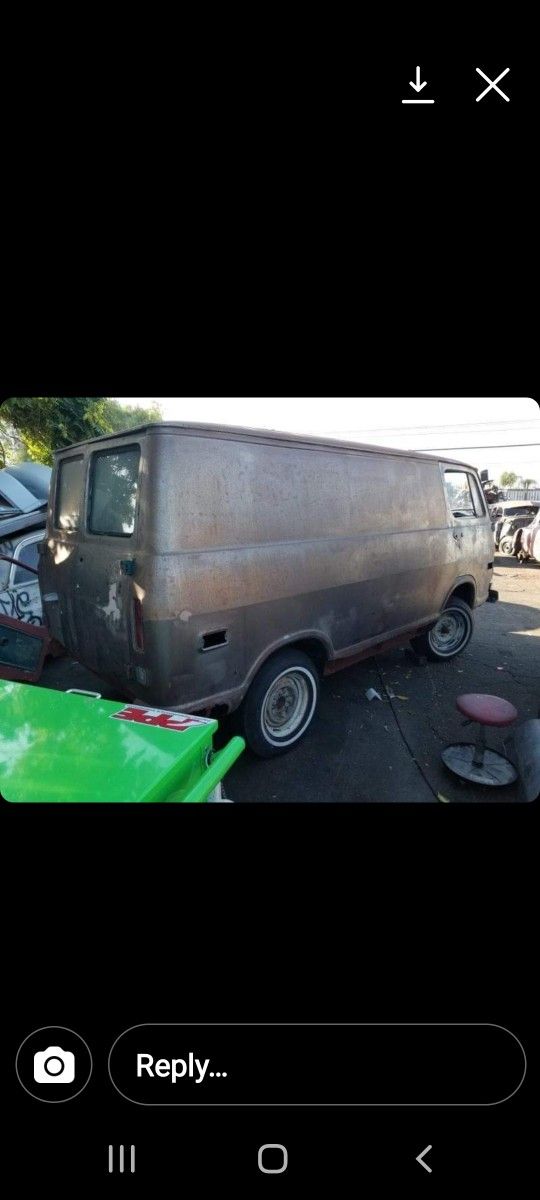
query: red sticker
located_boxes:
[110,705,212,731]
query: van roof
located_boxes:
[53,421,477,470]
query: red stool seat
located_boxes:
[456,693,518,727]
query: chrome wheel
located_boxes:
[428,606,472,657]
[260,667,317,746]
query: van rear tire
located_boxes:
[239,648,320,757]
[411,596,474,662]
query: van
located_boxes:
[39,423,497,756]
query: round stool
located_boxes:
[441,693,518,786]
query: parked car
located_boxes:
[490,501,539,551]
[0,463,51,624]
[514,509,540,562]
[39,423,499,757]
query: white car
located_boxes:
[491,501,539,549]
[0,527,45,623]
[0,462,51,625]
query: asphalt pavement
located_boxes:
[38,556,539,802]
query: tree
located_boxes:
[0,398,162,466]
[521,478,537,490]
[0,414,30,467]
[97,399,162,434]
[499,471,518,488]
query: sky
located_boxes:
[116,397,540,484]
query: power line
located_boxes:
[323,419,539,435]
[413,443,540,452]
[324,429,540,440]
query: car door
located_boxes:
[0,532,44,624]
[440,467,493,603]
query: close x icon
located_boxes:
[475,66,511,103]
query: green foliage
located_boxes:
[0,398,162,466]
[499,470,518,488]
[98,400,163,434]
[0,414,28,467]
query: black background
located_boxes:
[2,39,536,1192]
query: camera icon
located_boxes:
[33,1046,75,1084]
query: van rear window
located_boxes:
[56,456,84,531]
[89,446,140,536]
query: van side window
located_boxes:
[56,456,84,531]
[444,470,483,518]
[89,446,140,537]
[12,538,40,584]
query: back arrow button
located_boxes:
[416,1145,433,1173]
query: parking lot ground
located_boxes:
[36,556,539,802]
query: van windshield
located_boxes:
[89,446,140,536]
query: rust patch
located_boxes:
[324,628,424,674]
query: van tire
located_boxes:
[239,648,320,757]
[411,596,474,662]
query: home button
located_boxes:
[258,1144,288,1174]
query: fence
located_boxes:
[503,488,540,502]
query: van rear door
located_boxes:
[41,440,143,687]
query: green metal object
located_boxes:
[0,681,244,802]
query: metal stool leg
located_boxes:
[472,724,486,768]
[441,719,518,787]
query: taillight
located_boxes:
[133,597,144,651]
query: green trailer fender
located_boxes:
[0,681,244,803]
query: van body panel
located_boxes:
[39,424,495,711]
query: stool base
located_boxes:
[441,743,518,786]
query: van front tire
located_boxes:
[411,596,474,662]
[239,648,320,757]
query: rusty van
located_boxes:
[39,422,498,756]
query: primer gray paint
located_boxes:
[39,423,495,711]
